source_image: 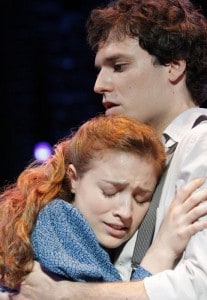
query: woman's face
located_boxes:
[71,150,158,249]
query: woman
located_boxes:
[0,115,206,290]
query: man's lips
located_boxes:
[102,101,118,110]
[102,101,121,116]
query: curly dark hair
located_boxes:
[87,0,207,106]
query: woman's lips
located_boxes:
[103,222,129,238]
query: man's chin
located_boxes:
[105,106,122,117]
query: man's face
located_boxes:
[94,37,171,131]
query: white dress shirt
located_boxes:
[115,107,207,299]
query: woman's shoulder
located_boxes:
[38,198,86,226]
[40,198,76,214]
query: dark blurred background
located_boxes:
[1,0,207,187]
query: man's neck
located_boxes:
[154,102,197,138]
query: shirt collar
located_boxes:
[162,107,207,145]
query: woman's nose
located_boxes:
[113,196,133,220]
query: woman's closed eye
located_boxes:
[102,190,117,198]
[133,193,152,206]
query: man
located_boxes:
[3,0,207,299]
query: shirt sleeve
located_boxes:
[144,123,207,300]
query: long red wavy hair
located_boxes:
[0,114,166,288]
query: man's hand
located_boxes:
[0,291,27,300]
[0,262,59,300]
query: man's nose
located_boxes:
[94,70,113,94]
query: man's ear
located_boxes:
[168,60,186,84]
[68,164,78,193]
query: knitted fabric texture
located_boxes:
[31,199,151,282]
[31,199,122,282]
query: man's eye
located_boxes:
[114,64,125,72]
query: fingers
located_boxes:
[186,198,207,223]
[165,178,207,243]
[21,261,41,287]
[32,261,42,272]
[0,292,10,300]
[0,292,21,300]
[182,188,207,215]
[175,177,205,205]
[188,220,207,236]
[180,219,207,240]
[174,197,207,240]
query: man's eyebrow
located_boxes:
[95,54,131,67]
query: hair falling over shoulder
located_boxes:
[0,114,166,288]
[0,140,70,289]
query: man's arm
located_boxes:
[2,262,148,300]
[50,279,147,300]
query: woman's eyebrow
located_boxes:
[102,180,152,193]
